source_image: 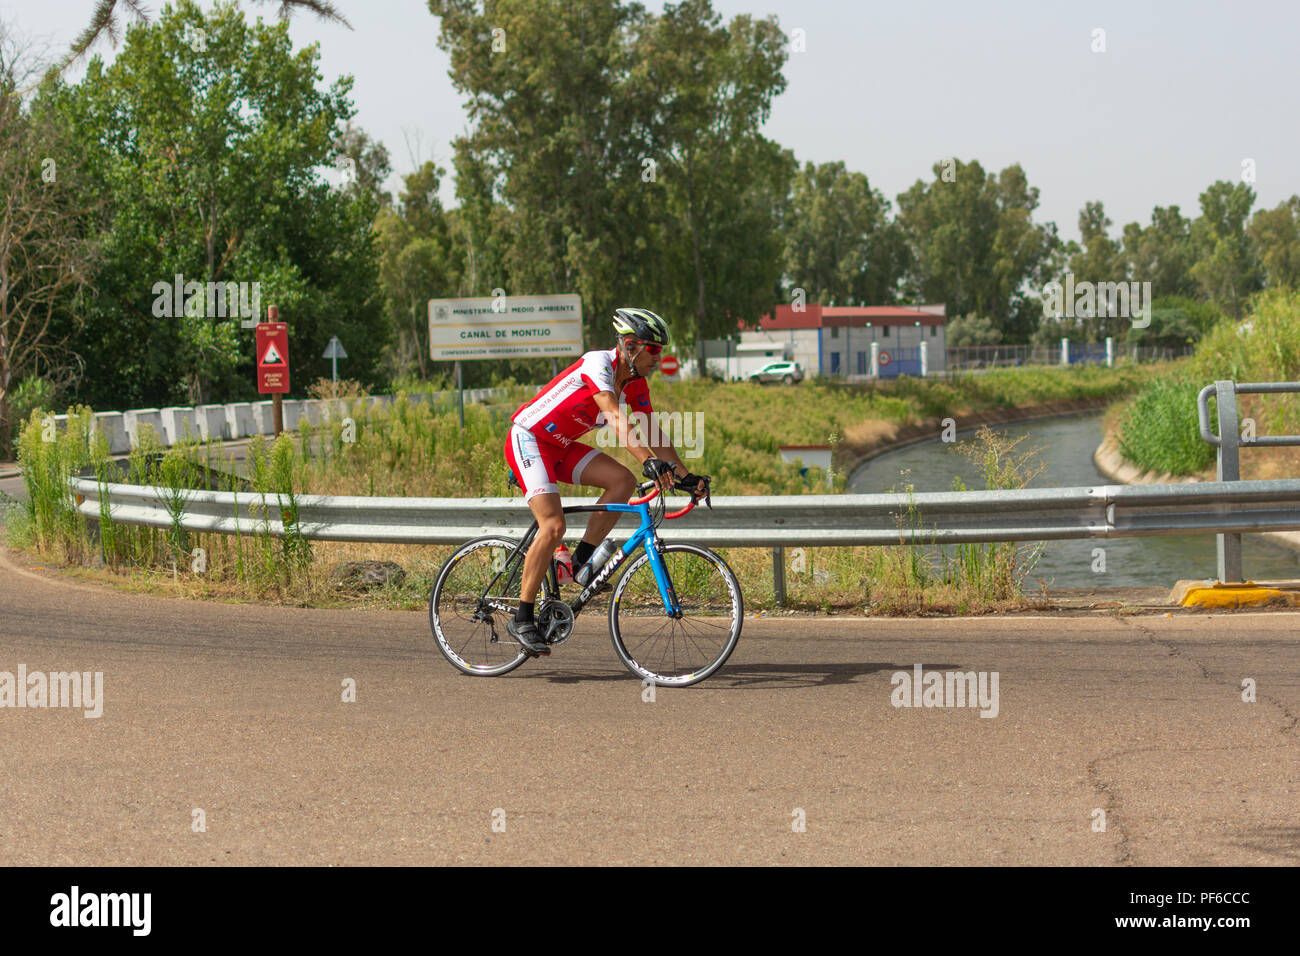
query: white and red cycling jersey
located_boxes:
[504,348,654,500]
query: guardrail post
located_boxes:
[772,546,786,606]
[1214,380,1243,583]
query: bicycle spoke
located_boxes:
[610,544,742,686]
[430,538,529,676]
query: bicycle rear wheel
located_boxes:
[608,542,743,686]
[429,536,530,676]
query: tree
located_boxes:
[435,0,653,349]
[1063,201,1128,341]
[37,0,387,409]
[1248,195,1300,290]
[432,0,793,359]
[634,0,793,349]
[0,24,97,457]
[1122,205,1196,300]
[946,314,1001,347]
[50,0,349,82]
[376,161,458,381]
[1128,295,1224,349]
[781,160,902,307]
[1189,180,1261,319]
[895,159,1057,342]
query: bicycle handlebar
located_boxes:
[628,479,708,518]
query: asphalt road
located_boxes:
[0,538,1296,866]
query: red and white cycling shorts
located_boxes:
[504,425,602,502]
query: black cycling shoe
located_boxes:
[506,618,550,656]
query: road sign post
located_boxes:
[322,336,348,397]
[456,361,464,429]
[257,306,289,436]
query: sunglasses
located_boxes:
[636,342,664,356]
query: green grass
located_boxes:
[6,362,1163,612]
[1117,374,1216,475]
[1116,288,1300,475]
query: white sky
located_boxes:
[4,0,1297,242]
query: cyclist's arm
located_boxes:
[592,390,654,467]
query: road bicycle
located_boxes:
[429,478,742,686]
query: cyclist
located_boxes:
[503,307,710,655]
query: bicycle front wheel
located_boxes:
[608,543,743,686]
[429,536,529,676]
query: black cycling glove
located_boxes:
[642,458,675,481]
[675,472,708,493]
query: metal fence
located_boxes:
[70,475,1300,602]
[1198,380,1300,583]
[945,344,1192,372]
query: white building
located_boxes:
[688,304,947,380]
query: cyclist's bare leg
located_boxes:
[571,453,636,546]
[520,492,565,605]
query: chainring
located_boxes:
[537,598,576,645]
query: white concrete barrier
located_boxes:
[123,409,163,448]
[225,403,254,439]
[160,406,199,445]
[251,401,275,434]
[301,400,325,426]
[195,405,230,441]
[281,399,304,431]
[321,398,350,422]
[93,412,129,454]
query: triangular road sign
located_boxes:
[262,342,285,365]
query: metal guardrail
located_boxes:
[70,476,1300,600]
[1197,380,1300,583]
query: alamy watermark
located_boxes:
[1041,273,1151,329]
[50,886,149,936]
[890,664,999,718]
[595,404,705,459]
[1,665,103,718]
[151,274,262,328]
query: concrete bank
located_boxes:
[1093,429,1300,554]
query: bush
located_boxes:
[1117,375,1215,475]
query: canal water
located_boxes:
[847,412,1300,588]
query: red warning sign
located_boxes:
[257,322,289,394]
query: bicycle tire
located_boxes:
[429,535,531,676]
[608,542,743,686]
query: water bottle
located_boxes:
[553,544,574,584]
[575,538,618,587]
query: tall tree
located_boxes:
[1189,180,1261,319]
[0,24,97,457]
[51,0,349,82]
[434,0,653,349]
[1062,201,1129,340]
[780,160,902,306]
[432,0,793,356]
[1122,205,1196,300]
[634,0,793,347]
[38,0,387,409]
[376,160,458,381]
[896,159,1057,342]
[1248,195,1300,291]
